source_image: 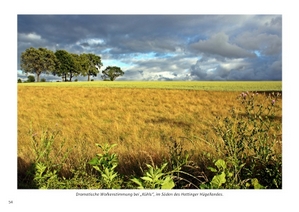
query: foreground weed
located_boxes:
[200,159,264,189]
[164,137,193,170]
[131,162,175,189]
[89,143,122,189]
[163,136,206,189]
[30,125,72,167]
[28,125,72,189]
[209,91,282,188]
[33,162,63,189]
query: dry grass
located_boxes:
[17,86,282,176]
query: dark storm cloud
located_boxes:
[189,32,256,58]
[232,16,282,56]
[190,54,282,81]
[17,15,282,81]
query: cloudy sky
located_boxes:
[17,15,282,81]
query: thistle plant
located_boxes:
[210,91,282,188]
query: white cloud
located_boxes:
[76,38,105,46]
[18,32,43,42]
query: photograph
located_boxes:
[17,14,282,190]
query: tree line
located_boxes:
[20,47,124,82]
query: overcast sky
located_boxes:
[17,15,282,81]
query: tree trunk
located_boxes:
[36,73,40,82]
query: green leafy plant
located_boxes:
[131,162,175,189]
[59,169,99,189]
[28,126,71,189]
[200,159,264,189]
[88,143,122,189]
[33,162,63,189]
[207,159,230,188]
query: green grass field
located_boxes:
[18,81,282,91]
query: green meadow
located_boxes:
[18,80,282,91]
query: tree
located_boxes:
[80,53,103,81]
[21,47,58,82]
[27,75,35,82]
[18,79,22,83]
[101,66,124,81]
[70,53,83,81]
[54,50,78,82]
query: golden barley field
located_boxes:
[17,82,282,176]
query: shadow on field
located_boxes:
[238,113,282,122]
[258,91,282,97]
[256,91,282,101]
[145,117,192,128]
[18,156,38,189]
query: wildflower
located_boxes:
[240,92,247,98]
[271,99,275,105]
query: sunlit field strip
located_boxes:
[18,81,282,91]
